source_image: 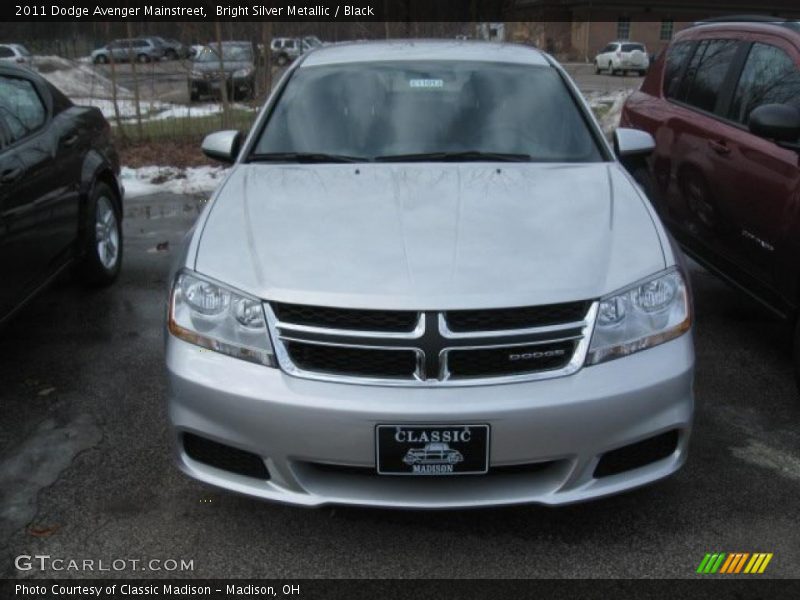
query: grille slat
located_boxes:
[286,342,417,379]
[273,302,418,332]
[445,301,590,332]
[448,341,576,378]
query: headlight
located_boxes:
[586,268,691,365]
[168,271,276,367]
[233,67,254,78]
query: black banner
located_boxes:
[4,0,800,23]
[2,579,800,600]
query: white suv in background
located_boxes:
[595,41,649,76]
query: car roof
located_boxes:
[301,40,551,67]
[679,20,800,41]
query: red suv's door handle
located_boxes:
[708,140,731,155]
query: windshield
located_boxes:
[195,44,253,63]
[252,61,602,162]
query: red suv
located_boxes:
[621,19,800,389]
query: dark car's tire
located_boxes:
[77,182,122,287]
[165,49,178,60]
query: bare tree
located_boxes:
[215,20,230,129]
[126,22,144,140]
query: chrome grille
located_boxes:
[265,301,598,387]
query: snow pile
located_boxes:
[35,55,132,99]
[585,89,634,136]
[121,166,229,198]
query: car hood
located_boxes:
[194,163,666,310]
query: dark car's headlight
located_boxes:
[168,271,276,367]
[586,268,691,365]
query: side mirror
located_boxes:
[201,130,242,163]
[614,128,656,158]
[749,103,800,143]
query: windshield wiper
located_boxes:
[248,152,368,164]
[374,151,532,163]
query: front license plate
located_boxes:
[376,424,490,476]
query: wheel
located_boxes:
[165,49,178,60]
[276,53,288,66]
[94,54,108,65]
[77,182,122,286]
[137,53,150,63]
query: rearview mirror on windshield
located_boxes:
[201,130,242,163]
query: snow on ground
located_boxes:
[585,89,634,136]
[34,54,255,122]
[35,55,132,99]
[121,166,229,198]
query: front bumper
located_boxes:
[166,333,694,508]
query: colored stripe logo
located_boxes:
[697,553,773,574]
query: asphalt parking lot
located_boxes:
[1,66,799,579]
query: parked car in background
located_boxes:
[595,41,649,75]
[0,44,34,70]
[189,42,255,101]
[0,64,123,325]
[621,19,800,389]
[147,36,188,60]
[166,41,694,508]
[91,38,165,64]
[270,37,303,65]
[302,36,324,50]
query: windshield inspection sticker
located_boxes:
[409,79,444,89]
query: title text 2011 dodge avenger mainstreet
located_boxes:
[165,41,694,508]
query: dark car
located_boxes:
[147,36,188,60]
[189,42,255,101]
[620,19,800,388]
[0,65,123,325]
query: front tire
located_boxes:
[78,182,122,286]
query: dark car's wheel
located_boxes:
[165,49,178,60]
[78,182,122,286]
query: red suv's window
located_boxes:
[729,43,800,123]
[664,41,695,99]
[683,40,739,113]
